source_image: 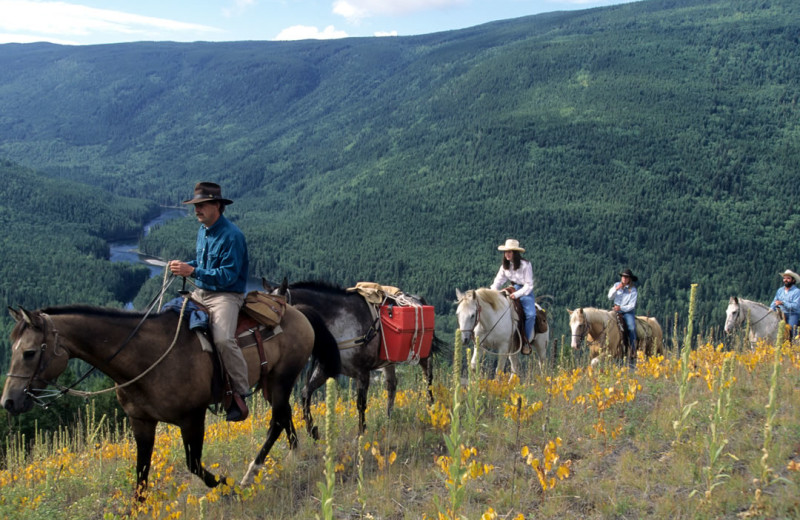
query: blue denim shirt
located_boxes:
[608,284,637,313]
[188,215,249,293]
[770,285,800,314]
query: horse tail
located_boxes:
[296,304,342,378]
[429,332,452,359]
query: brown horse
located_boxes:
[1,302,340,496]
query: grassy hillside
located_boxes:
[2,326,800,519]
[0,0,799,338]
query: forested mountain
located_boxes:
[0,0,799,346]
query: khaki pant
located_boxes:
[192,289,249,395]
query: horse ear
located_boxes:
[279,277,288,294]
[455,289,464,301]
[566,308,573,315]
[8,306,22,323]
[261,277,270,290]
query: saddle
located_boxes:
[501,287,548,335]
[169,292,287,412]
[500,287,547,354]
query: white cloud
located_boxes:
[374,30,398,37]
[274,24,349,41]
[0,0,221,42]
[332,0,466,22]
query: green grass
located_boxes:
[2,333,800,519]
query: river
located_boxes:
[109,208,262,294]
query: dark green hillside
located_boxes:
[0,0,799,342]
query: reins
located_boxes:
[12,273,189,407]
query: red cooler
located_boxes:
[379,304,435,362]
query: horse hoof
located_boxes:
[240,461,262,487]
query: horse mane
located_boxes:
[40,304,148,319]
[474,288,505,311]
[289,280,349,295]
[735,298,769,310]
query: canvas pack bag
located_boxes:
[243,291,286,328]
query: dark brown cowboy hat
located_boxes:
[182,182,233,205]
[619,268,638,282]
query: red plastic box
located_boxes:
[379,304,435,362]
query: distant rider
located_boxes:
[608,269,638,363]
[771,269,800,338]
[490,238,536,355]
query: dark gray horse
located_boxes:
[264,279,444,436]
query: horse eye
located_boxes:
[23,350,37,361]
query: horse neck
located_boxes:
[50,311,167,382]
[584,309,611,335]
[475,294,512,333]
[742,300,777,329]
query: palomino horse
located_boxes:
[263,279,443,436]
[724,296,781,345]
[568,308,663,361]
[455,288,548,377]
[1,302,340,495]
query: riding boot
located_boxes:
[522,337,532,355]
[226,392,249,422]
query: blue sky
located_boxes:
[0,0,638,45]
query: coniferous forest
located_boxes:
[0,0,799,438]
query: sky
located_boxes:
[0,0,639,45]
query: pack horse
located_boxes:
[1,301,340,496]
[265,279,440,436]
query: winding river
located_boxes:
[109,208,261,293]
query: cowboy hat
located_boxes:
[182,182,233,205]
[779,269,800,284]
[497,238,525,252]
[619,268,638,282]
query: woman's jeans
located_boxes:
[514,284,537,341]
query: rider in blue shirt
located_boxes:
[608,269,638,363]
[771,269,800,338]
[168,182,250,422]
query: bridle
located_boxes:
[5,312,68,408]
[458,295,513,344]
[5,276,186,408]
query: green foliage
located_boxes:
[1,0,800,459]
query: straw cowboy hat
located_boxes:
[779,269,800,284]
[619,268,638,282]
[182,182,233,205]
[497,239,525,252]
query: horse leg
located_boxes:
[356,375,370,434]
[383,365,397,418]
[419,357,434,404]
[241,393,293,487]
[301,362,328,440]
[130,418,157,501]
[180,411,224,488]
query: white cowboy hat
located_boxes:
[497,238,525,252]
[779,269,800,284]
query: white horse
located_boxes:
[724,296,781,345]
[455,288,548,377]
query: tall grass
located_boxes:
[2,304,800,518]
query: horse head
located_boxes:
[2,307,70,414]
[567,308,587,349]
[455,289,478,344]
[724,297,742,334]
